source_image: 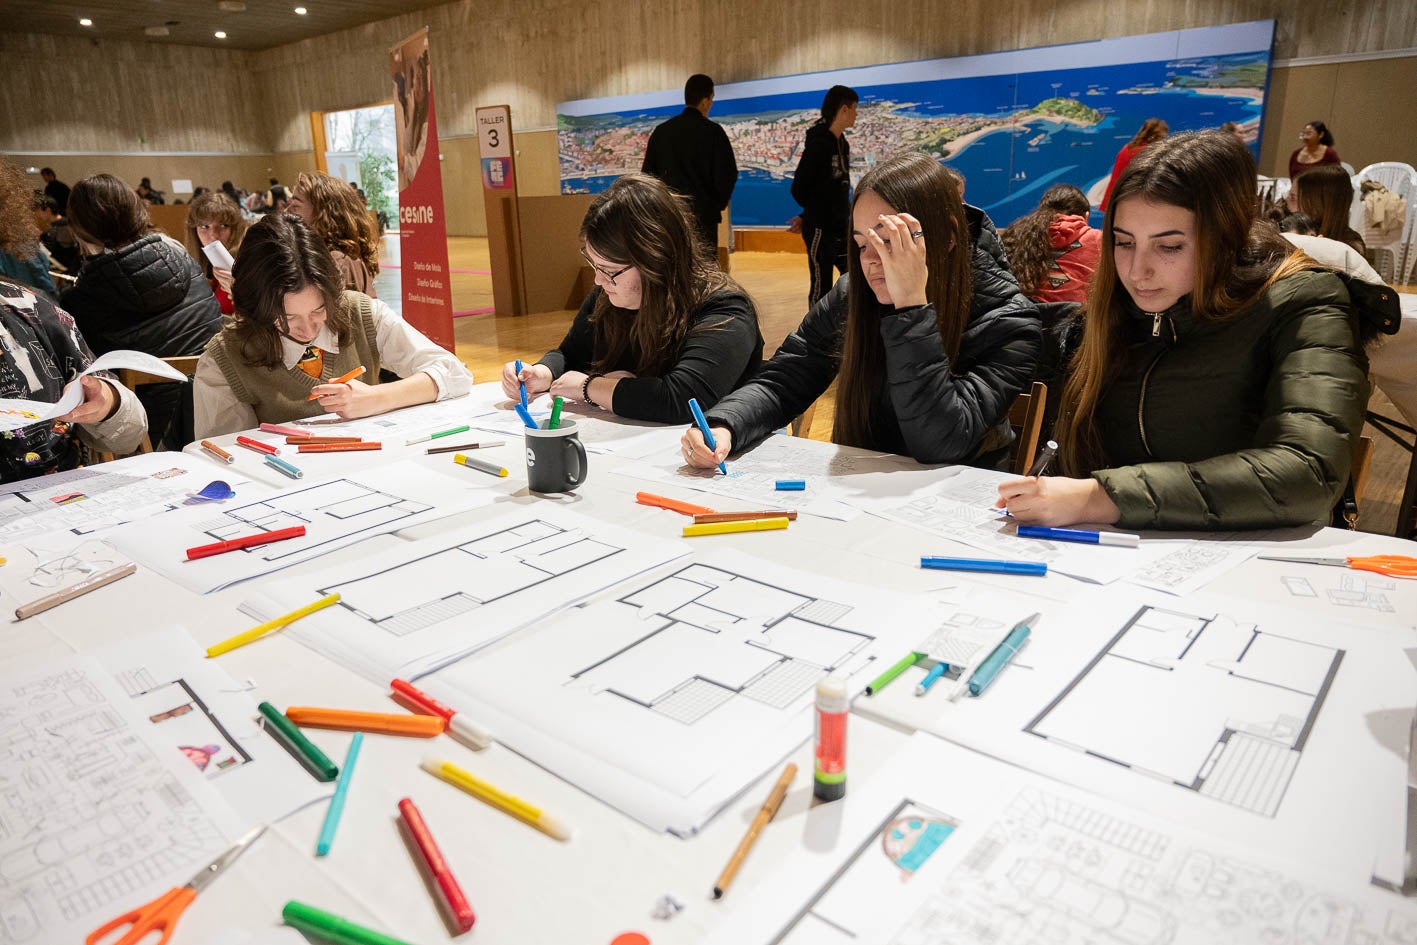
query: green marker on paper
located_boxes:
[258,701,338,781]
[865,651,922,695]
[283,901,417,945]
[549,396,564,430]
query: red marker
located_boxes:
[186,525,307,560]
[308,365,366,400]
[398,798,475,932]
[235,435,280,456]
[391,678,493,750]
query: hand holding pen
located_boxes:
[501,360,551,402]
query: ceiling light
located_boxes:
[215,30,227,38]
[78,17,93,26]
[294,7,307,14]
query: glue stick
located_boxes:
[813,675,848,801]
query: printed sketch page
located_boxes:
[247,506,690,682]
[0,349,189,433]
[106,461,497,593]
[425,549,940,835]
[708,733,1417,945]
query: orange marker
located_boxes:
[286,435,363,445]
[285,706,446,737]
[308,365,366,400]
[297,442,383,453]
[635,492,716,516]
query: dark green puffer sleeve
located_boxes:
[1094,271,1368,530]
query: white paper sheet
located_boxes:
[424,550,944,835]
[0,349,189,432]
[89,628,332,824]
[469,398,684,459]
[290,395,497,440]
[106,461,497,593]
[246,507,690,682]
[709,733,1417,945]
[0,653,243,945]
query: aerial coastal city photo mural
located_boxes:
[558,20,1274,228]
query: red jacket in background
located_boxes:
[1100,142,1147,211]
[1034,214,1101,304]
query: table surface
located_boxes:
[8,382,1415,945]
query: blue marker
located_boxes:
[920,556,1047,577]
[967,613,1039,697]
[514,402,539,430]
[264,454,303,479]
[687,397,727,475]
[915,661,949,696]
[515,359,528,407]
[1016,525,1140,547]
[775,480,806,491]
[316,732,363,856]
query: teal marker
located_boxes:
[967,613,1040,696]
[264,454,303,479]
[316,732,362,856]
[915,661,949,696]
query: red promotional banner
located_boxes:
[390,28,454,351]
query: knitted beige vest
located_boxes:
[205,291,383,425]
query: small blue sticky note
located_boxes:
[775,480,806,491]
[190,480,235,501]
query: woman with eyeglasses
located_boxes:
[682,151,1039,470]
[501,173,762,423]
[194,214,470,438]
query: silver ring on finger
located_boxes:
[910,230,924,240]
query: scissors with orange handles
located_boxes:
[87,824,266,945]
[1257,554,1417,579]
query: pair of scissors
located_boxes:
[87,824,266,945]
[1257,554,1417,579]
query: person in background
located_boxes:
[790,85,858,307]
[996,132,1381,531]
[1219,121,1246,142]
[683,152,1039,470]
[1287,120,1342,186]
[1292,164,1365,255]
[32,194,82,275]
[504,173,762,424]
[1100,118,1167,212]
[40,167,70,215]
[0,160,146,479]
[220,180,243,207]
[1001,184,1101,303]
[185,190,248,315]
[195,214,470,437]
[135,177,165,205]
[642,74,738,252]
[1278,212,1317,235]
[63,174,221,449]
[287,172,380,297]
[944,166,966,201]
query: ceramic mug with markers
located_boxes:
[525,419,588,493]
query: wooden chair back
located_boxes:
[1008,381,1047,475]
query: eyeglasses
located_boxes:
[580,251,633,286]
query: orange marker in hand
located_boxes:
[308,365,366,400]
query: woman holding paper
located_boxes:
[193,214,470,437]
[185,191,248,315]
[0,162,146,479]
[682,151,1039,468]
[501,173,762,424]
[995,132,1385,530]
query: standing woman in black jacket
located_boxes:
[62,174,222,449]
[683,151,1040,469]
[502,173,763,424]
[790,85,857,307]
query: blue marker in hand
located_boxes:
[688,398,727,475]
[515,359,528,407]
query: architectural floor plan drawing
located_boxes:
[1026,604,1343,817]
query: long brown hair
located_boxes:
[834,152,972,449]
[67,174,152,248]
[1127,118,1169,149]
[293,172,380,277]
[1294,165,1361,251]
[1001,184,1091,298]
[1057,131,1310,476]
[0,160,41,258]
[580,173,742,376]
[184,191,248,277]
[228,214,351,369]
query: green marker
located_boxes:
[549,396,564,430]
[865,651,922,695]
[283,901,417,945]
[404,424,470,446]
[258,702,338,781]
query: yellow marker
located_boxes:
[205,593,341,658]
[421,755,571,841]
[453,453,509,478]
[683,517,790,538]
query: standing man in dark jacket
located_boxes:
[40,168,70,215]
[790,85,857,306]
[642,74,738,252]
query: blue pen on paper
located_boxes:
[687,397,727,475]
[264,455,304,479]
[1016,525,1140,547]
[515,359,528,407]
[316,732,363,856]
[920,556,1047,577]
[915,661,949,696]
[514,403,539,430]
[967,613,1039,697]
[775,480,806,491]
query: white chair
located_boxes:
[1355,163,1416,282]
[1340,161,1356,176]
[1356,161,1417,194]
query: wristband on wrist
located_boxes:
[582,373,602,407]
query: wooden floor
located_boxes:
[377,235,1415,539]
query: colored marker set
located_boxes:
[636,491,800,538]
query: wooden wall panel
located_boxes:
[0,154,281,198]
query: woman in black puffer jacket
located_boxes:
[62,175,222,449]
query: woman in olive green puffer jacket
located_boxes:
[996,131,1395,531]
